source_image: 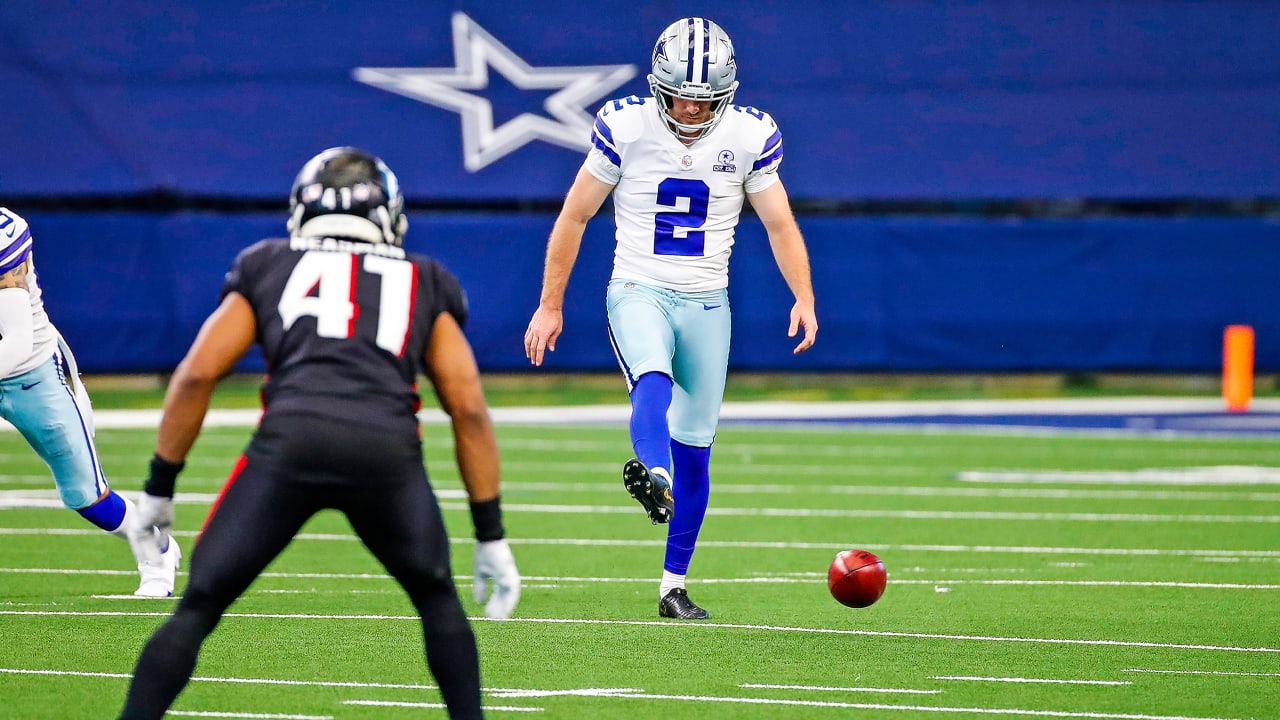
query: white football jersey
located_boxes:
[585,96,784,291]
[0,208,59,379]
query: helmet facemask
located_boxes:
[648,76,738,140]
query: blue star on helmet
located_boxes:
[652,38,669,65]
[719,38,737,69]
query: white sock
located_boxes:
[651,466,672,489]
[115,496,167,564]
[109,495,138,540]
[659,570,685,600]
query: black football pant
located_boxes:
[119,421,482,719]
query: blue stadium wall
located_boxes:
[21,212,1278,374]
[3,2,1278,373]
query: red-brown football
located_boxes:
[828,549,887,608]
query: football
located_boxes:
[828,549,887,608]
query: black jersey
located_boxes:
[221,236,467,433]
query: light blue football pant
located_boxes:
[605,279,731,447]
[0,339,110,510]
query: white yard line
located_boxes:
[500,481,1280,503]
[0,667,438,689]
[1,666,1253,720]
[0,568,1266,593]
[740,683,940,694]
[3,525,1279,559]
[162,707,332,712]
[582,692,1246,719]
[7,667,1233,719]
[486,688,641,699]
[345,700,542,712]
[0,398,1265,433]
[931,676,1131,686]
[889,580,1280,590]
[6,492,1278,523]
[1123,668,1280,678]
[0,667,632,697]
[9,481,1280,503]
[2,611,1275,654]
[960,468,1280,486]
[490,502,1280,524]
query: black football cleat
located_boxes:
[659,588,709,620]
[622,458,674,525]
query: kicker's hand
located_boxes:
[473,539,521,619]
[523,305,564,367]
[788,300,818,354]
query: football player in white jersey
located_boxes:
[0,207,180,597]
[524,18,817,619]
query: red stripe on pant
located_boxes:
[200,454,249,538]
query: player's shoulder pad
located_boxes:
[0,207,34,273]
[404,249,440,272]
[231,237,290,270]
[409,252,462,293]
[594,95,650,145]
[0,207,31,242]
[414,254,468,324]
[725,105,783,175]
[240,237,288,259]
[725,104,781,151]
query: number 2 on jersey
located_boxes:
[654,177,709,256]
[278,251,416,356]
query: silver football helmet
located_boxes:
[647,17,739,141]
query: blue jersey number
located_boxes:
[654,178,709,257]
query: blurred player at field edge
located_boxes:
[0,207,178,597]
[524,18,816,619]
[118,147,519,720]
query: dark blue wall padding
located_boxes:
[22,212,1278,373]
[2,1,1279,200]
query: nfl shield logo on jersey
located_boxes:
[679,154,695,170]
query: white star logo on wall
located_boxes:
[354,12,637,172]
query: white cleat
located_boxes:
[134,535,181,598]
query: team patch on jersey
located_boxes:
[713,149,737,173]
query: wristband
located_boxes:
[144,454,185,498]
[469,496,505,542]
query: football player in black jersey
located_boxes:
[118,147,519,720]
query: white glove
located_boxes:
[473,539,520,619]
[137,492,174,537]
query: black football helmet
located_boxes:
[287,147,408,246]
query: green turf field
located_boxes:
[2,417,1278,719]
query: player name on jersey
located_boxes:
[290,235,407,258]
